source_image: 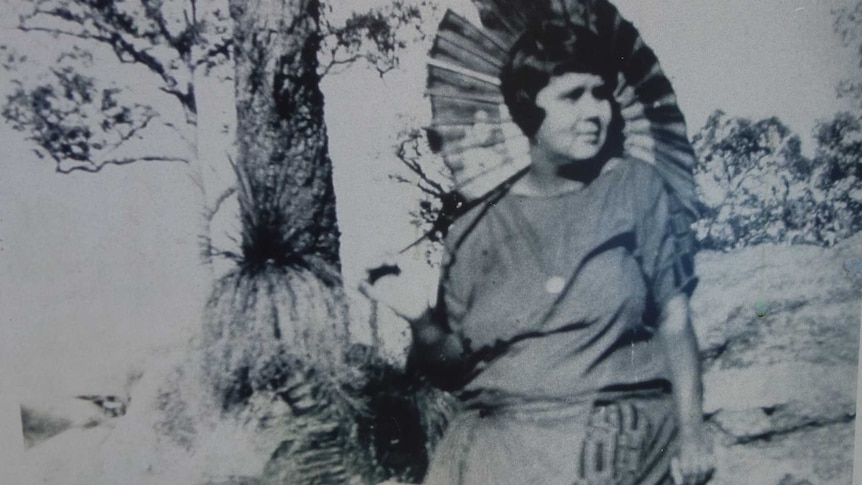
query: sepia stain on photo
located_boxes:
[0,1,859,484]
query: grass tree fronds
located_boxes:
[202,265,353,410]
[201,259,457,483]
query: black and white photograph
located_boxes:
[0,1,860,484]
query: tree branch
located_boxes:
[395,135,447,195]
[18,25,113,43]
[390,174,441,197]
[189,0,198,27]
[318,53,363,77]
[108,110,158,150]
[198,185,240,265]
[195,38,234,67]
[21,3,196,115]
[202,186,238,223]
[57,156,190,174]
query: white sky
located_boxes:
[0,0,858,393]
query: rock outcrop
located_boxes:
[693,234,861,485]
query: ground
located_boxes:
[13,234,862,485]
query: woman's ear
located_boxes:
[513,91,546,138]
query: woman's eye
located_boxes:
[593,86,612,100]
[564,87,585,102]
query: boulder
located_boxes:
[692,234,861,485]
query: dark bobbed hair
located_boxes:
[500,21,624,158]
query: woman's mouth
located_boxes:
[574,131,601,142]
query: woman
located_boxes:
[367,20,714,485]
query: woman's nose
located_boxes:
[580,94,606,117]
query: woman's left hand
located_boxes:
[358,251,439,323]
[671,425,716,485]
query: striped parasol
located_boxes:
[425,0,698,215]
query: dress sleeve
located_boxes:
[436,230,472,335]
[635,167,699,310]
[434,200,494,335]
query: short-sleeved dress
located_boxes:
[422,159,698,485]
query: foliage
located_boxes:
[349,350,456,483]
[810,110,862,245]
[692,111,814,250]
[691,5,862,250]
[259,351,455,485]
[320,0,433,77]
[2,47,168,172]
[0,0,233,172]
[1,0,428,174]
[13,0,233,114]
[692,110,862,250]
[201,262,454,483]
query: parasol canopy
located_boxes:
[425,0,699,215]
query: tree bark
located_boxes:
[230,0,340,270]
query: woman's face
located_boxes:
[532,72,613,163]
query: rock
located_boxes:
[703,363,856,442]
[20,344,292,485]
[692,238,860,371]
[707,422,855,485]
[691,234,861,485]
[776,475,814,485]
[203,478,262,485]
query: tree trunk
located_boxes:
[230,0,340,270]
[199,2,374,483]
[206,0,352,390]
[200,3,454,484]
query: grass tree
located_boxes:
[2,0,451,482]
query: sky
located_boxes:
[0,0,858,394]
[611,0,857,141]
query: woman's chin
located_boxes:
[566,144,603,161]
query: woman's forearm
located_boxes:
[657,295,705,431]
[658,294,716,484]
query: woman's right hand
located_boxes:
[671,425,716,485]
[358,252,439,323]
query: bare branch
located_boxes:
[318,54,364,77]
[21,2,196,115]
[160,120,195,148]
[190,0,198,26]
[389,174,412,185]
[321,51,399,78]
[418,182,445,197]
[395,134,447,195]
[199,241,242,263]
[203,186,238,222]
[108,110,158,150]
[198,183,241,267]
[18,25,113,43]
[388,173,442,196]
[194,38,233,68]
[57,156,190,174]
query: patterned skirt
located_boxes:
[423,392,678,485]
